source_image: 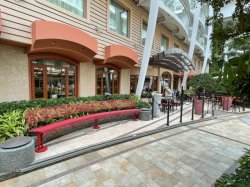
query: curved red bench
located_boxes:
[30,109,140,153]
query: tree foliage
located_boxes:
[215,149,250,187]
[196,0,250,103]
[187,74,219,95]
[223,52,250,103]
[198,0,250,79]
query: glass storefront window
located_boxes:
[34,67,44,99]
[47,0,85,17]
[130,75,158,96]
[161,72,172,94]
[109,0,129,37]
[31,59,77,99]
[96,67,119,95]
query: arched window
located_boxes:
[96,66,119,95]
[161,71,172,93]
[30,57,78,99]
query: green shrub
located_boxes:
[24,100,137,128]
[215,149,250,187]
[131,94,151,109]
[0,94,134,115]
[184,89,195,95]
[0,110,28,143]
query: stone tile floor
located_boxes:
[1,112,250,187]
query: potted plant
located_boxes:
[188,74,217,115]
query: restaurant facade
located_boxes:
[0,0,211,103]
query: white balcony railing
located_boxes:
[161,0,190,31]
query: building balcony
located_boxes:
[136,0,192,43]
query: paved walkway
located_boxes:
[34,103,195,161]
[1,113,250,187]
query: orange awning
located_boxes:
[29,20,98,62]
[180,70,196,77]
[102,45,138,69]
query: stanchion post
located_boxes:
[180,86,184,123]
[191,98,194,120]
[212,99,214,116]
[202,95,205,118]
[151,96,154,120]
[167,99,170,126]
[152,96,155,119]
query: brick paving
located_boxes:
[1,112,250,187]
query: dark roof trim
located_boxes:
[149,48,195,72]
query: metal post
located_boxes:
[191,98,194,120]
[212,99,214,117]
[167,99,170,126]
[201,95,205,118]
[207,98,209,113]
[180,86,184,123]
[151,96,154,120]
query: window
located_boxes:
[96,67,119,95]
[47,0,85,17]
[130,75,138,94]
[141,22,148,45]
[130,75,158,95]
[109,0,129,37]
[141,21,154,48]
[161,72,172,94]
[31,59,77,99]
[160,35,169,52]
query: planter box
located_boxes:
[194,97,202,115]
[0,137,35,173]
[139,108,151,121]
[222,97,233,111]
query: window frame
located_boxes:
[141,21,148,45]
[107,0,131,39]
[160,35,169,52]
[161,71,172,94]
[130,75,158,94]
[140,19,154,48]
[95,65,120,95]
[36,0,90,22]
[28,53,79,100]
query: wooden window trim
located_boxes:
[130,75,158,94]
[28,53,79,100]
[95,65,120,95]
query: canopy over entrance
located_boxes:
[149,48,195,72]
